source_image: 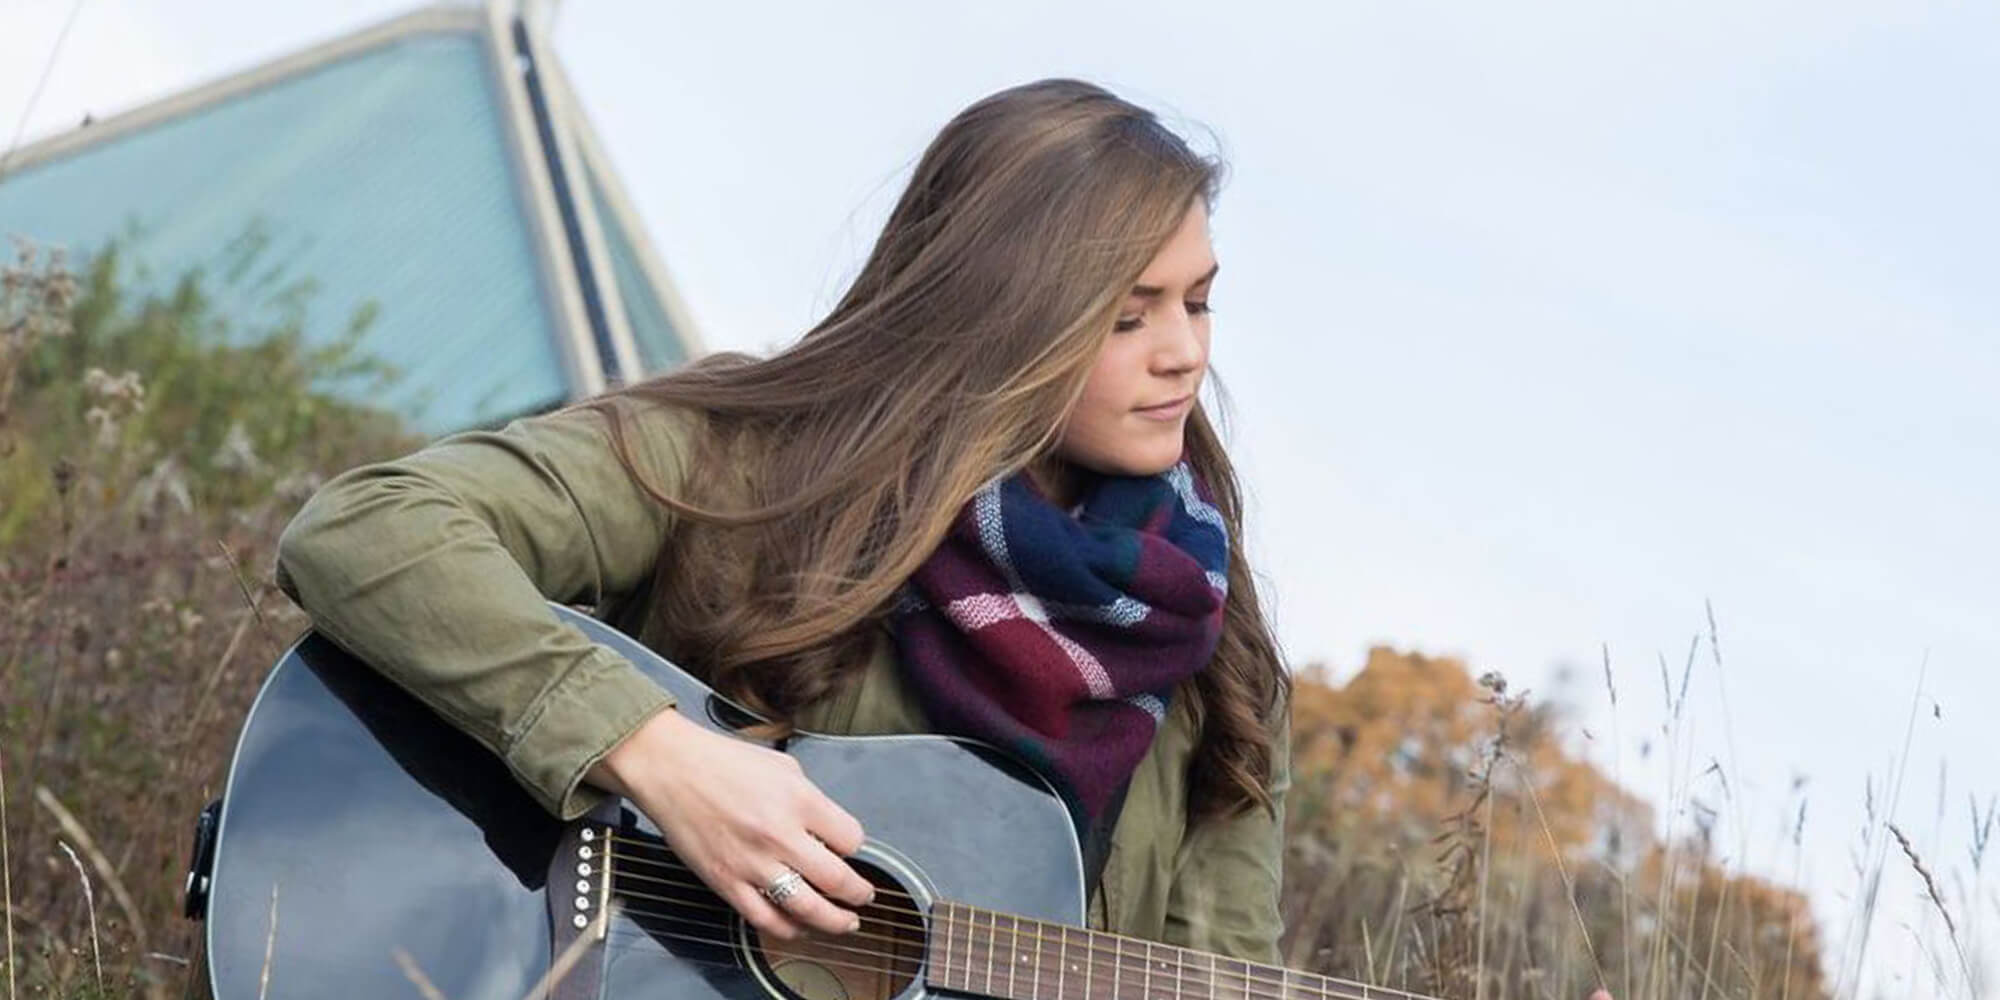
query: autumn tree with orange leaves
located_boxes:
[1277,646,1829,1000]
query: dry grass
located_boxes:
[1890,821,1972,986]
[52,843,98,991]
[1,238,417,998]
[35,788,143,959]
[5,740,17,1000]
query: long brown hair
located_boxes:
[582,77,1289,824]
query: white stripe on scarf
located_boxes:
[973,484,1118,698]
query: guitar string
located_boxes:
[612,884,931,965]
[609,867,947,957]
[608,850,939,947]
[602,924,928,982]
[609,839,928,919]
[595,926,960,988]
[599,914,1397,1000]
[607,897,1400,1000]
[607,830,919,888]
[606,843,1439,1000]
[610,843,942,935]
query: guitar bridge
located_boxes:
[545,802,620,999]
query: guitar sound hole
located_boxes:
[752,859,925,1000]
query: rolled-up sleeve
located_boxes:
[273,395,696,819]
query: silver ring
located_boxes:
[761,866,807,905]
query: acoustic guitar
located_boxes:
[187,601,1438,1000]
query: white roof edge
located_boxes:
[522,17,643,387]
[539,50,712,363]
[479,0,605,402]
[0,6,485,178]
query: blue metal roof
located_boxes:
[0,29,569,434]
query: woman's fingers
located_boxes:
[803,793,867,858]
[749,859,863,935]
[790,832,876,908]
[724,880,807,941]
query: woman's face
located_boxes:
[1056,199,1216,479]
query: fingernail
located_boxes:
[848,915,862,932]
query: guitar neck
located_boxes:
[924,900,1438,1000]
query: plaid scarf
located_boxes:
[888,459,1229,835]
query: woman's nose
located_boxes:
[1152,308,1205,374]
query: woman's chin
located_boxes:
[1080,446,1184,479]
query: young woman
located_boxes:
[275,77,1291,966]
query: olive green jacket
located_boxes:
[273,395,1291,964]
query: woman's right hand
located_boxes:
[585,707,875,940]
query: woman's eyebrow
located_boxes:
[1130,261,1220,299]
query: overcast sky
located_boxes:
[5,1,1995,993]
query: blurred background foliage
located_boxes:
[1,237,419,997]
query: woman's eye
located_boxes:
[1115,301,1213,333]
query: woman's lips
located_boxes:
[1134,394,1193,420]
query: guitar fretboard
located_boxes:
[924,900,1435,1000]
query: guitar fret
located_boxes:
[1076,926,1092,1000]
[963,903,978,995]
[1083,926,1096,1000]
[1033,914,1045,1000]
[1084,926,1097,999]
[975,905,991,996]
[1058,924,1071,1000]
[1143,939,1153,1000]
[985,909,998,996]
[1058,922,1067,999]
[969,904,983,995]
[1111,932,1122,1000]
[940,903,957,992]
[1008,913,1020,1000]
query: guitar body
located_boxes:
[202,603,1086,1000]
